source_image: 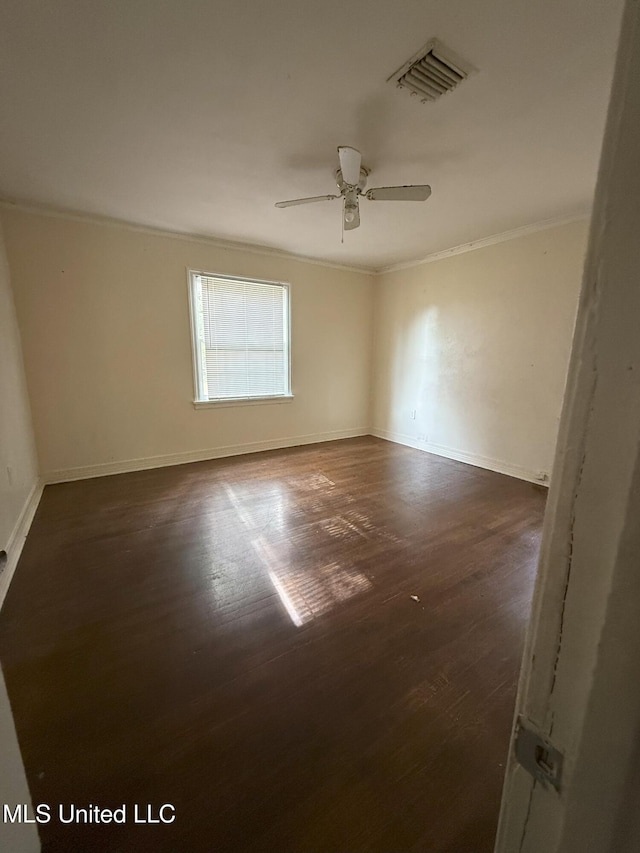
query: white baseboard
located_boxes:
[370,427,549,485]
[44,428,370,484]
[0,479,44,610]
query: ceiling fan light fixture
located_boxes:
[344,203,357,224]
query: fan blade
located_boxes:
[343,199,360,231]
[365,185,432,201]
[337,146,362,186]
[275,194,339,208]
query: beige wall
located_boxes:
[0,666,40,852]
[371,220,589,481]
[1,209,373,479]
[2,208,588,486]
[0,222,38,554]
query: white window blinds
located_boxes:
[189,273,290,402]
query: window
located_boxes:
[188,271,291,406]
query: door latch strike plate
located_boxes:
[515,716,564,791]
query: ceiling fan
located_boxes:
[275,146,432,233]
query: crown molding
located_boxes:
[0,198,374,276]
[374,210,591,275]
[0,198,591,278]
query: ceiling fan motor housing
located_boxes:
[335,167,369,193]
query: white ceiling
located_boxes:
[0,0,623,271]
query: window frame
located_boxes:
[187,269,293,409]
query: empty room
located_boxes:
[2,0,639,851]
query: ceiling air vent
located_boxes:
[388,38,474,104]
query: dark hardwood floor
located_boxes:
[0,437,546,852]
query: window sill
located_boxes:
[193,394,295,410]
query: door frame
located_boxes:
[495,1,640,850]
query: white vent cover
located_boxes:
[388,38,474,104]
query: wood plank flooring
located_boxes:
[0,437,546,852]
